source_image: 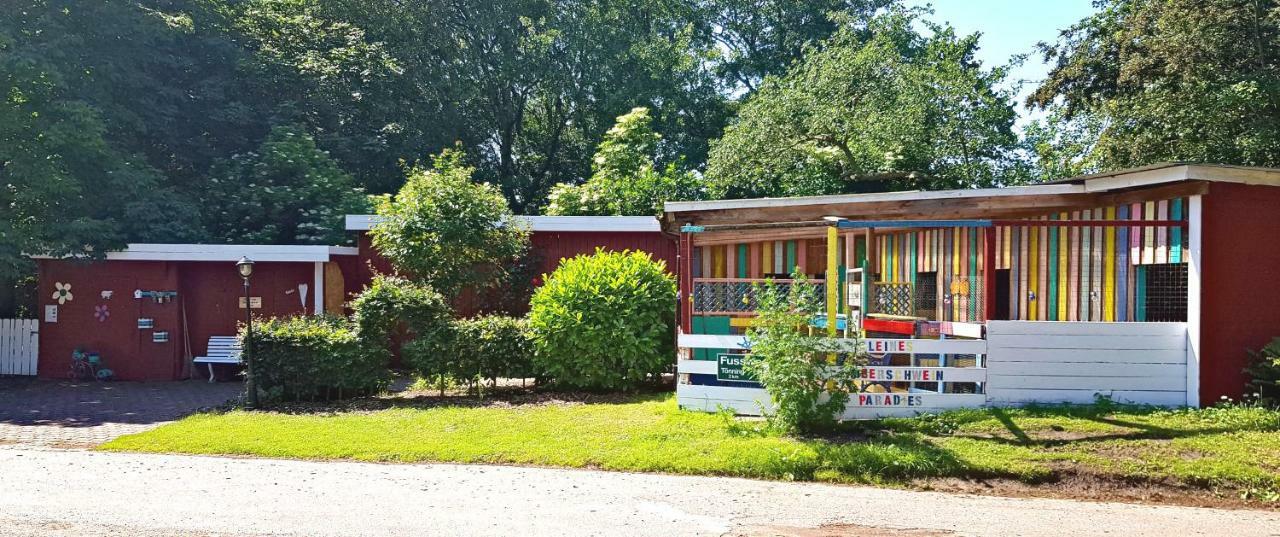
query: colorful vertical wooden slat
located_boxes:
[1008,227,1019,319]
[762,241,773,276]
[773,240,784,275]
[785,240,797,275]
[725,244,737,280]
[1152,200,1162,265]
[692,247,702,278]
[1057,215,1068,321]
[1116,205,1129,321]
[909,233,918,286]
[1079,210,1091,321]
[1170,198,1184,263]
[1129,202,1141,265]
[1135,265,1147,321]
[1068,216,1080,321]
[1047,218,1058,321]
[736,244,748,278]
[1040,224,1051,321]
[749,242,761,278]
[700,246,712,279]
[1027,224,1038,320]
[1155,200,1168,264]
[969,228,979,321]
[713,245,726,278]
[1092,221,1104,321]
[796,240,807,276]
[1103,206,1117,321]
[1018,226,1029,320]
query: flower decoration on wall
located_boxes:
[52,282,74,304]
[94,305,110,323]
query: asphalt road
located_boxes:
[1,448,1277,537]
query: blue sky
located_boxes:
[905,0,1099,126]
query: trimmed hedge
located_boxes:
[527,249,675,390]
[350,274,453,354]
[404,315,535,392]
[241,315,390,402]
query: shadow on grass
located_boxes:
[246,387,673,415]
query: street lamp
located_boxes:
[236,256,258,409]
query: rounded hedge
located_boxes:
[527,249,675,390]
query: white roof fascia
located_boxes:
[35,244,355,263]
[663,183,1086,213]
[344,214,660,232]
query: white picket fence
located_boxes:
[0,319,39,376]
[676,321,1190,419]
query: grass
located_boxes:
[100,394,1280,499]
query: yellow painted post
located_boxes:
[826,225,839,362]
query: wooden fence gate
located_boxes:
[0,319,39,376]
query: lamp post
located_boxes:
[236,256,257,409]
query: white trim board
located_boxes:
[32,244,357,263]
[344,214,660,232]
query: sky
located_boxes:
[905,0,1099,126]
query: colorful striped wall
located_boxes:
[691,238,836,279]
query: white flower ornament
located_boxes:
[52,282,74,304]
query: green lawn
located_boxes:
[101,395,1280,499]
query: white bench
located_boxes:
[193,336,242,382]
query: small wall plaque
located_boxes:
[44,305,58,323]
[238,297,263,309]
[138,318,154,329]
[152,331,169,343]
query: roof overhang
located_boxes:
[33,244,358,263]
[345,215,660,233]
[660,163,1280,233]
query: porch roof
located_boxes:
[33,244,359,263]
[662,163,1280,233]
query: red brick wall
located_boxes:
[1199,182,1280,404]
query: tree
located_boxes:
[704,9,1023,199]
[369,146,530,299]
[1028,0,1280,176]
[202,125,369,245]
[544,107,701,216]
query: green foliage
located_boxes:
[1246,338,1280,407]
[369,147,530,299]
[745,273,863,433]
[405,315,536,394]
[527,249,676,391]
[544,107,702,216]
[349,275,453,356]
[241,315,390,402]
[705,8,1024,199]
[203,125,369,245]
[1029,0,1280,175]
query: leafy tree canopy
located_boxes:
[544,107,701,216]
[369,146,530,299]
[704,9,1024,199]
[1028,0,1280,177]
[202,125,369,245]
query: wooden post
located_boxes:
[679,232,693,334]
[826,226,839,362]
[983,226,997,321]
[864,227,876,317]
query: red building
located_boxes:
[32,217,675,381]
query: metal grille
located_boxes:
[914,272,938,318]
[1143,263,1187,322]
[874,283,915,317]
[692,279,824,314]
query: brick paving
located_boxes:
[0,378,241,447]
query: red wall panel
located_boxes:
[1200,183,1280,404]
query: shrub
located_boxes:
[350,275,453,357]
[527,249,676,390]
[242,315,389,402]
[406,315,535,394]
[745,273,863,434]
[1246,337,1280,406]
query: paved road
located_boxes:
[1,448,1277,537]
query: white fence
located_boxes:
[676,320,1190,418]
[985,321,1188,407]
[0,319,38,376]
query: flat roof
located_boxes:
[33,244,358,263]
[344,215,660,233]
[664,163,1280,214]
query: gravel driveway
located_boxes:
[0,378,241,447]
[1,448,1277,537]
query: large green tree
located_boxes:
[544,107,701,216]
[704,9,1024,198]
[1028,0,1280,177]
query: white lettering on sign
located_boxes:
[864,339,913,353]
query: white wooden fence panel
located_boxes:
[985,321,1188,406]
[0,319,39,376]
[678,385,988,419]
[676,334,988,354]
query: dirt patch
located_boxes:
[732,523,954,536]
[912,468,1278,511]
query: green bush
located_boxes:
[350,275,453,356]
[406,315,535,393]
[745,273,862,434]
[527,249,676,391]
[1247,337,1280,406]
[242,315,390,402]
